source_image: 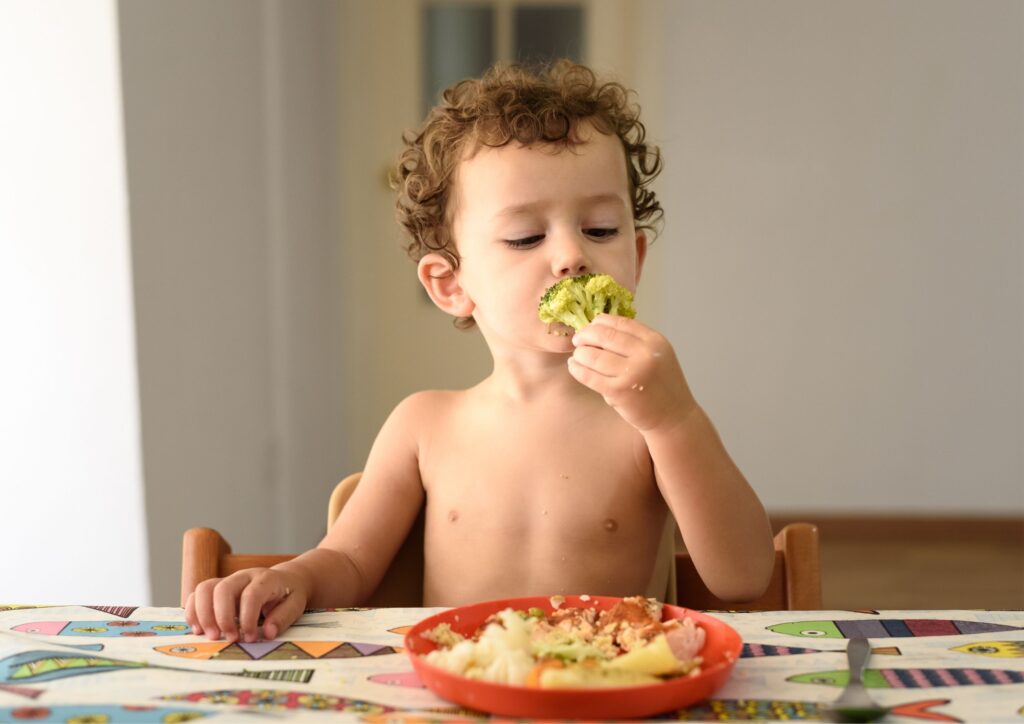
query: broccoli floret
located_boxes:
[537,273,636,331]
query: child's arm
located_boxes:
[186,393,427,642]
[568,314,775,601]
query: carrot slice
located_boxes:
[525,659,564,688]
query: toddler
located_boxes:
[186,60,774,643]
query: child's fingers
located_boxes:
[184,592,201,635]
[574,314,646,353]
[212,573,252,642]
[237,576,290,642]
[571,344,628,378]
[567,355,613,396]
[192,578,222,640]
[262,591,306,641]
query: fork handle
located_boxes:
[847,637,871,684]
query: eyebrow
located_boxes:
[494,193,627,219]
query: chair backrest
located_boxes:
[182,474,821,610]
[326,473,425,607]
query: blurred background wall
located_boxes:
[2,0,1020,605]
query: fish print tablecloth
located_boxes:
[0,605,1021,722]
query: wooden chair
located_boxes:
[181,473,423,607]
[675,521,821,610]
[182,473,821,610]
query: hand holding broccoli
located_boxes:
[538,273,696,433]
[569,314,696,433]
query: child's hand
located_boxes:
[184,568,308,643]
[568,314,697,433]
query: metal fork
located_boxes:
[826,637,889,723]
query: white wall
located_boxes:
[119,0,346,606]
[334,0,1022,516]
[652,0,1023,513]
[0,1,150,602]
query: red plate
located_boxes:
[405,595,741,719]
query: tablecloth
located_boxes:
[1,604,1021,721]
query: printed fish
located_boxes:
[160,688,394,715]
[0,651,146,684]
[768,619,1021,639]
[154,640,402,661]
[367,671,426,688]
[950,641,1024,658]
[362,710,484,723]
[0,705,215,723]
[12,620,191,637]
[0,605,136,616]
[742,643,901,657]
[743,643,822,657]
[672,698,958,722]
[0,684,43,699]
[788,667,1024,688]
[1,648,315,687]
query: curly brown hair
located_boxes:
[391,59,663,328]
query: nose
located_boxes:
[550,230,590,278]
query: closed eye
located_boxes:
[504,234,544,249]
[585,228,619,240]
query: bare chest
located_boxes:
[417,402,668,603]
[422,405,652,518]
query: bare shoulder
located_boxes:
[389,389,463,429]
[377,389,469,453]
[391,389,464,418]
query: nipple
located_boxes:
[603,518,618,533]
[447,509,459,523]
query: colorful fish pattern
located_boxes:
[160,688,393,714]
[154,640,402,661]
[0,705,215,722]
[362,710,483,723]
[788,668,1024,688]
[742,643,900,657]
[0,683,43,699]
[0,647,317,686]
[0,651,146,684]
[367,670,426,688]
[950,641,1024,658]
[0,606,1017,721]
[743,643,823,657]
[768,619,1021,639]
[12,620,191,637]
[670,698,959,722]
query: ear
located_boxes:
[634,230,648,286]
[418,253,475,318]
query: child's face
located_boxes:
[450,123,647,353]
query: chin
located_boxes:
[540,327,575,352]
[543,322,575,338]
[549,339,576,358]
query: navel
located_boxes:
[447,509,459,523]
[602,517,618,533]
